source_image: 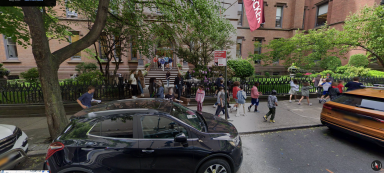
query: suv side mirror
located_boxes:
[174,133,187,143]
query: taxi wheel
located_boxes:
[198,158,231,173]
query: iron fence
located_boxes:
[185,77,384,97]
[0,80,131,104]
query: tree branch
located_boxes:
[54,0,110,64]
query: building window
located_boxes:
[302,9,306,28]
[65,0,78,18]
[316,3,328,26]
[236,38,242,57]
[254,39,262,64]
[275,6,283,27]
[69,31,81,60]
[3,36,18,59]
[131,41,137,61]
[99,33,108,60]
[238,3,243,26]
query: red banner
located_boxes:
[244,0,265,31]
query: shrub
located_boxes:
[227,59,254,79]
[349,54,369,67]
[20,68,39,84]
[177,63,182,68]
[295,73,303,77]
[75,62,98,74]
[144,63,151,68]
[319,56,342,71]
[368,70,384,77]
[264,72,270,78]
[344,66,371,77]
[76,71,104,83]
[335,65,349,74]
[0,63,10,78]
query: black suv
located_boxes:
[44,99,243,173]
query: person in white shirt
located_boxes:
[130,70,138,99]
[289,80,299,103]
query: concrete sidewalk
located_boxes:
[187,98,324,133]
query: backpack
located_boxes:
[237,91,245,104]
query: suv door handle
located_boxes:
[142,150,154,153]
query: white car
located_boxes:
[0,124,28,170]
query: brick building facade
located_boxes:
[1,0,383,79]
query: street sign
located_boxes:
[214,51,227,66]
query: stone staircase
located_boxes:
[145,68,179,86]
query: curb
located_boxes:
[238,124,325,135]
[27,150,47,157]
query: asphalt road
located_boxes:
[238,126,384,173]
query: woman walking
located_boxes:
[235,86,247,117]
[289,79,299,103]
[195,85,205,112]
[130,70,138,99]
[298,82,313,105]
[230,81,240,113]
[166,71,171,87]
[137,70,145,97]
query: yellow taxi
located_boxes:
[320,87,384,146]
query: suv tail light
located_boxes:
[323,105,333,110]
[45,142,64,160]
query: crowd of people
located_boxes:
[153,55,173,71]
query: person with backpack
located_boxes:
[320,78,332,103]
[328,82,340,101]
[235,86,247,117]
[263,90,278,123]
[248,82,261,112]
[213,79,224,108]
[289,79,299,103]
[214,74,223,98]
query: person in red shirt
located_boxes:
[230,81,241,113]
[337,80,344,94]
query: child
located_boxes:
[160,57,165,71]
[235,86,247,117]
[195,85,205,112]
[248,82,261,112]
[77,86,96,109]
[264,90,278,123]
[155,80,164,99]
[230,81,240,113]
[215,87,225,117]
[298,82,313,106]
[328,82,340,101]
[289,80,299,103]
[337,80,344,94]
[165,87,182,103]
[320,78,332,103]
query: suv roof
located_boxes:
[345,88,384,99]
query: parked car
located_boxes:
[320,87,384,146]
[44,98,243,173]
[0,124,28,170]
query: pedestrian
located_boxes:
[169,57,173,70]
[165,87,182,103]
[214,74,223,98]
[235,86,247,117]
[328,82,340,101]
[319,78,332,103]
[215,86,225,117]
[174,73,184,100]
[137,70,145,97]
[248,82,261,112]
[289,79,299,102]
[77,85,96,109]
[166,71,171,87]
[298,82,313,105]
[155,80,164,99]
[326,73,333,82]
[345,77,363,91]
[153,56,158,68]
[195,85,205,112]
[164,56,169,69]
[160,57,165,71]
[213,79,225,108]
[230,81,240,113]
[312,74,322,98]
[337,80,344,94]
[130,70,138,99]
[149,77,156,98]
[185,70,192,98]
[263,90,278,123]
[157,56,161,69]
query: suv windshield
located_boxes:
[171,102,206,132]
[332,94,384,112]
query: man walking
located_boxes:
[174,73,184,100]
